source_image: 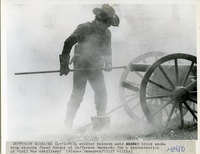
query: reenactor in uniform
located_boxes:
[59,4,120,128]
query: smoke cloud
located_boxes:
[3,2,196,140]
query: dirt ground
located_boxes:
[51,121,197,141]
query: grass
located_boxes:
[60,121,198,141]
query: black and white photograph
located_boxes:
[1,0,199,153]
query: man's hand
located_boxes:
[104,64,112,72]
[59,54,70,76]
[60,66,70,76]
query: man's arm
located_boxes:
[61,36,77,55]
[60,24,85,76]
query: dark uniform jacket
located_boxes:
[62,20,112,68]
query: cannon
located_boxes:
[119,51,197,129]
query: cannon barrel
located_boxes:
[130,63,197,73]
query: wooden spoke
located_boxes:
[148,79,173,92]
[160,99,169,116]
[135,71,143,78]
[152,100,172,116]
[130,102,140,110]
[182,105,197,113]
[181,61,194,86]
[159,66,175,89]
[186,79,197,91]
[189,91,197,94]
[174,58,179,85]
[105,104,124,115]
[164,108,169,116]
[146,94,171,99]
[183,101,197,120]
[126,95,139,104]
[179,103,184,129]
[125,93,138,98]
[193,103,196,122]
[166,103,177,127]
[188,97,197,104]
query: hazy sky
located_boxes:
[2,1,197,141]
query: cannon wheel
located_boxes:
[140,53,197,129]
[119,51,166,122]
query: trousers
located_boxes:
[65,63,107,125]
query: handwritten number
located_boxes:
[167,146,185,152]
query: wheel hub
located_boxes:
[172,86,189,103]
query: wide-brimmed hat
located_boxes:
[93,4,120,27]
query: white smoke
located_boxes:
[3,2,196,141]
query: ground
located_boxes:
[51,121,197,141]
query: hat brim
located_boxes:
[93,7,119,27]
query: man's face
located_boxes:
[96,18,111,30]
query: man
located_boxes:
[59,4,120,128]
